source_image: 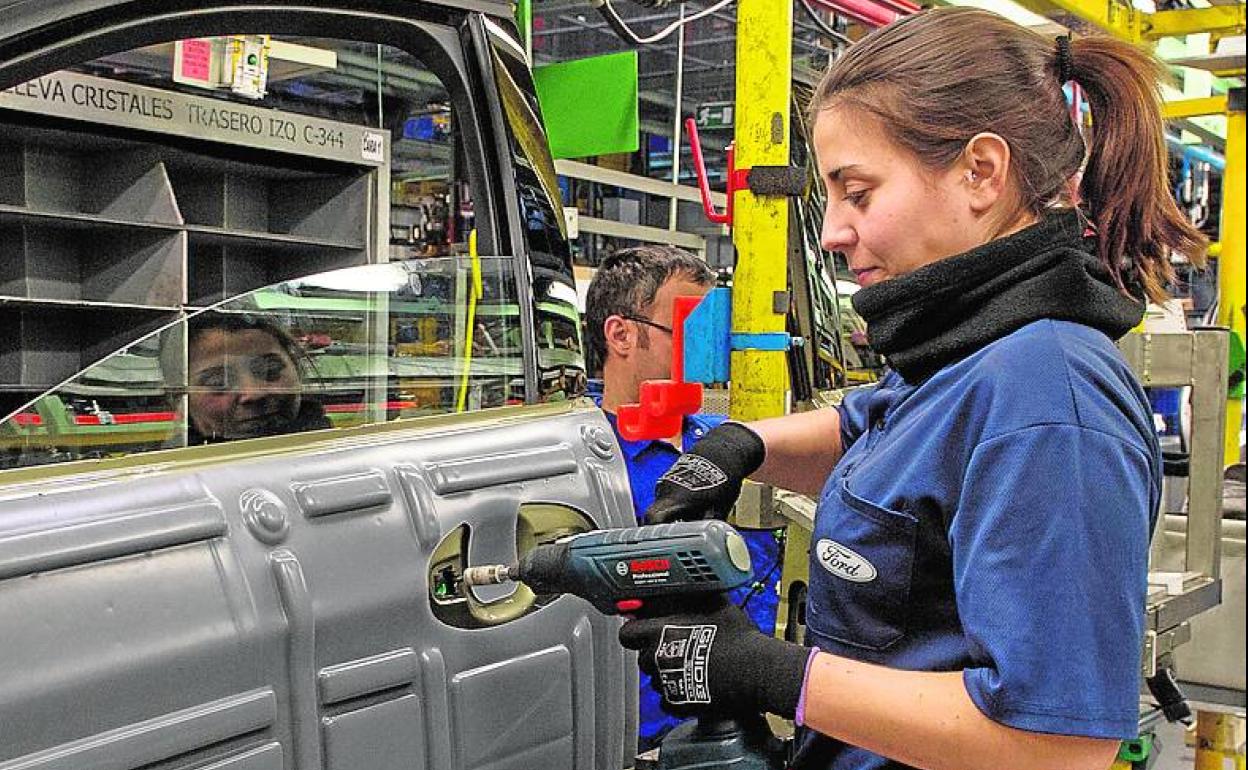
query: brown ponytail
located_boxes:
[1068,36,1207,302]
[810,6,1207,304]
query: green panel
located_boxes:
[533,52,639,160]
[1229,330,1245,399]
[516,0,532,56]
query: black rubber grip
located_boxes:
[747,166,807,197]
[1145,668,1193,724]
[516,543,572,594]
[1162,451,1190,477]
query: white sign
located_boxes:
[0,70,387,167]
[361,131,386,163]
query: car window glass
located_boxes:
[0,31,541,470]
[0,34,480,416]
[0,256,521,469]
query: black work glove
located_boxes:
[644,422,766,524]
[618,596,812,720]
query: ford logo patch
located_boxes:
[815,539,878,583]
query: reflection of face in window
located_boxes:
[185,318,327,443]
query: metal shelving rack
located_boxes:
[0,68,389,421]
[1119,330,1230,687]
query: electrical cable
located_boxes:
[594,0,736,46]
[797,0,853,46]
[737,529,785,613]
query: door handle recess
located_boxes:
[428,503,594,628]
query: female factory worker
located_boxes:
[621,7,1206,770]
[182,312,329,445]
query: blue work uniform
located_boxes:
[586,381,782,751]
[796,320,1159,770]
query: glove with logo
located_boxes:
[618,596,812,720]
[644,422,766,524]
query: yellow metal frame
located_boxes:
[1012,0,1244,42]
[1163,95,1228,120]
[1219,94,1244,465]
[1012,0,1142,41]
[1195,712,1247,770]
[455,229,484,413]
[729,0,793,423]
[773,520,811,643]
[727,0,806,648]
[1161,94,1243,469]
[1146,4,1246,40]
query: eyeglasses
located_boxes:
[620,314,673,335]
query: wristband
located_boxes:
[794,648,821,727]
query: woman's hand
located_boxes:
[618,596,812,719]
[643,422,766,523]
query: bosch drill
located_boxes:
[462,520,784,770]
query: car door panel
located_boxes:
[1,2,632,767]
[1,405,634,770]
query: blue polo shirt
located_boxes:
[587,381,782,750]
[795,319,1158,770]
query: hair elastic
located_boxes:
[1055,35,1074,84]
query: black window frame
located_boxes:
[467,15,583,404]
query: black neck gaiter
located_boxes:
[851,210,1145,384]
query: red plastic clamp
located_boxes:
[616,294,705,441]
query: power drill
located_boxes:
[462,520,785,770]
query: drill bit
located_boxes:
[459,542,571,596]
[461,563,517,588]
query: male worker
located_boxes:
[584,245,782,752]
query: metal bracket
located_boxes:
[730,481,788,530]
[686,118,806,227]
[730,332,791,351]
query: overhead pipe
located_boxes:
[807,0,916,28]
[859,0,920,17]
[1166,134,1227,172]
[668,1,686,233]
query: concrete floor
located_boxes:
[1152,719,1197,770]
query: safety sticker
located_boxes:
[662,455,727,492]
[654,624,716,704]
